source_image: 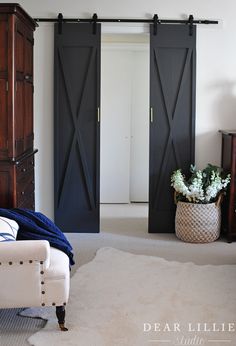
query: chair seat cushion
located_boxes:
[0,217,19,242]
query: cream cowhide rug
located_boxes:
[22,247,236,346]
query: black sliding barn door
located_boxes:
[149,24,196,233]
[54,23,101,233]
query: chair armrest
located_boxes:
[0,240,50,269]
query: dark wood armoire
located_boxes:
[0,4,37,209]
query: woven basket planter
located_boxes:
[175,201,221,243]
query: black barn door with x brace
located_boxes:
[54,23,101,233]
[149,24,196,233]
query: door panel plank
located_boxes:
[152,47,193,208]
[57,47,96,210]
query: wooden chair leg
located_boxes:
[56,306,68,331]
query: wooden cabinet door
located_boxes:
[15,19,25,157]
[14,19,34,158]
[0,17,9,160]
[24,27,34,152]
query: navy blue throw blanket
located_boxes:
[0,208,74,266]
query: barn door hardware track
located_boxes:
[35,13,218,35]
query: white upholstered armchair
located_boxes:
[0,239,70,331]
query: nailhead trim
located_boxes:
[9,262,12,265]
[29,260,33,263]
[40,261,46,307]
[63,303,66,306]
[52,303,56,306]
[20,261,23,265]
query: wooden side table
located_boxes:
[219,130,236,242]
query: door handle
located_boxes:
[97,107,100,123]
[150,107,154,123]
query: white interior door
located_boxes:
[100,40,149,204]
[130,50,149,202]
[100,49,132,203]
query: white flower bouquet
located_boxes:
[171,164,230,204]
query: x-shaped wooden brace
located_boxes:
[153,48,193,208]
[57,47,96,210]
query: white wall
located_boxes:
[33,24,54,218]
[2,0,236,218]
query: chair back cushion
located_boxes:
[0,217,19,242]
